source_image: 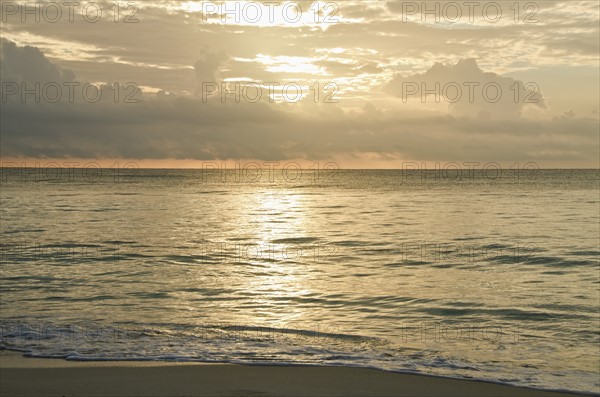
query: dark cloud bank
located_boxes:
[1,40,598,166]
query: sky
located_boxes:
[0,0,599,168]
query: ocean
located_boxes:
[1,168,598,394]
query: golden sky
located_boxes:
[1,1,599,168]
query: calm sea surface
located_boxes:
[1,168,599,393]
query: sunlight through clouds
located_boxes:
[0,0,598,167]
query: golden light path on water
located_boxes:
[234,189,313,324]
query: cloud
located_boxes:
[194,48,229,83]
[0,38,75,83]
[0,41,597,167]
[385,58,546,119]
[1,94,598,165]
[1,1,597,102]
[0,39,147,105]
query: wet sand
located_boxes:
[0,350,589,397]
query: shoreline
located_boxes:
[1,350,593,397]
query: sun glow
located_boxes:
[256,54,326,75]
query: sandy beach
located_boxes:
[0,350,590,397]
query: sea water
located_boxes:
[1,168,598,394]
